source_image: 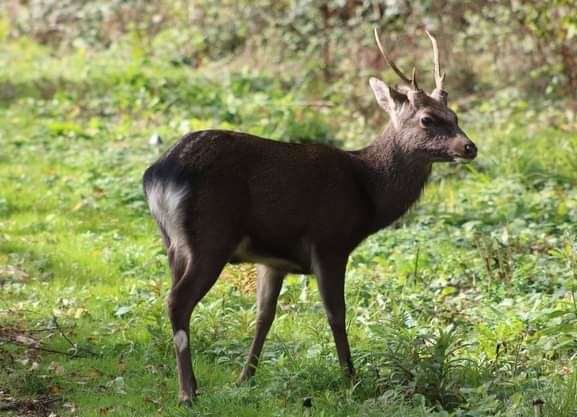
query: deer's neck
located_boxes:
[354,132,432,231]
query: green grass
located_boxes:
[1,39,577,417]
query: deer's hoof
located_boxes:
[343,367,357,383]
[236,375,249,386]
[236,368,252,385]
[236,373,257,387]
[179,399,193,408]
[179,392,199,407]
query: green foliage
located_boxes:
[1,8,577,417]
[375,323,473,410]
[3,0,577,100]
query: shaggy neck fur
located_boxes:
[352,124,432,231]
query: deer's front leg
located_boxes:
[312,251,354,378]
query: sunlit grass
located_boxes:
[1,38,577,416]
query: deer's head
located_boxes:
[370,29,477,163]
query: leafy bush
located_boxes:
[3,0,577,101]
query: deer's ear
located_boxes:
[369,77,407,115]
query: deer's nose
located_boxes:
[464,142,477,158]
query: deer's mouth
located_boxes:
[448,150,476,163]
[451,155,474,164]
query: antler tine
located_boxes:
[373,27,419,90]
[410,66,418,90]
[425,30,445,91]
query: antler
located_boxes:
[373,27,419,91]
[425,30,447,101]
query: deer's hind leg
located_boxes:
[166,240,233,405]
[148,177,247,404]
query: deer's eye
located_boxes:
[420,116,434,127]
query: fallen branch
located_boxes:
[51,315,98,357]
[0,319,98,358]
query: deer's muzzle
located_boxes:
[450,135,477,162]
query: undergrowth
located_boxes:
[1,37,576,417]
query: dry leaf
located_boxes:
[48,361,65,376]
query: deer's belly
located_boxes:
[229,237,311,274]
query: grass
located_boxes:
[1,38,577,417]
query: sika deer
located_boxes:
[143,29,477,405]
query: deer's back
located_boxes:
[143,130,372,272]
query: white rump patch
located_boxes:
[145,180,188,248]
[173,330,187,353]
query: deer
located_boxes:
[143,29,477,405]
